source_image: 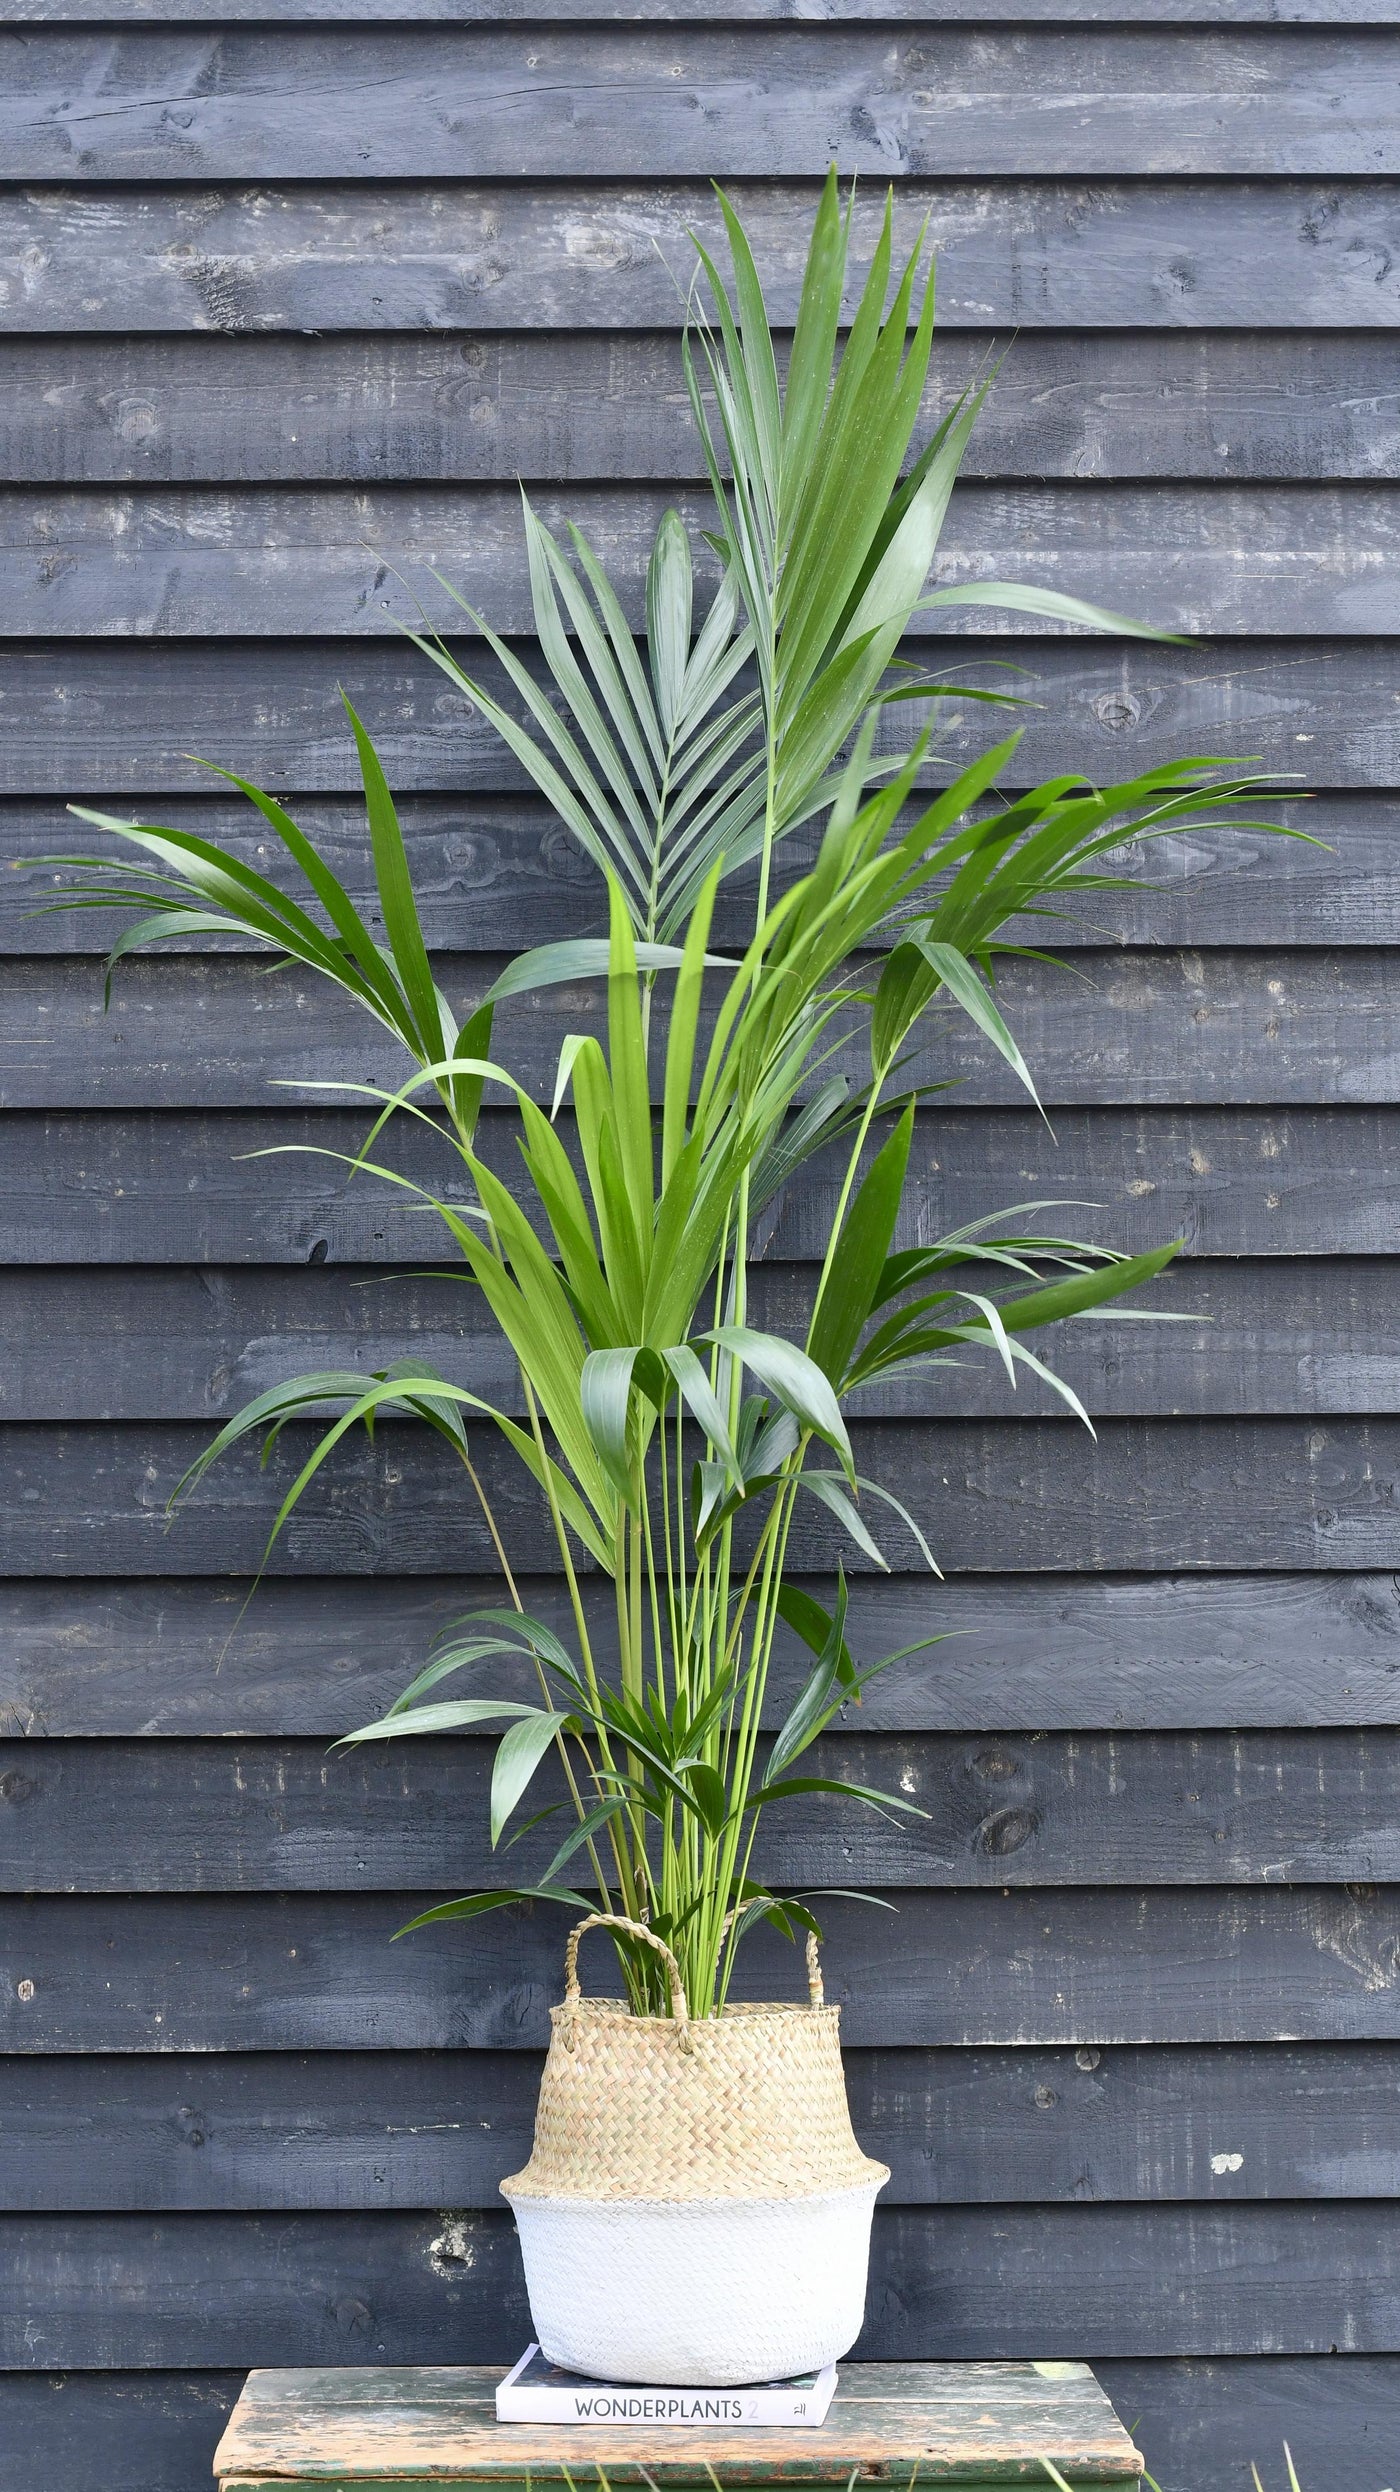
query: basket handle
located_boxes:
[563,1913,690,2042]
[717,1909,825,2008]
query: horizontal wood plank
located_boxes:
[0,2373,245,2492]
[7,1885,1399,2052]
[3,2202,1399,2367]
[2,945,1396,1112]
[1096,2355,1400,2492]
[0,1106,1393,1265]
[1,2360,1395,2492]
[5,1726,1399,1893]
[0,637,1381,795]
[4,481,1397,639]
[0,2208,532,2372]
[759,1104,1400,1262]
[3,32,1390,182]
[871,2207,1400,2360]
[211,2361,1142,2487]
[6,1413,1400,1576]
[5,791,1371,957]
[5,182,1397,334]
[3,332,1395,488]
[8,0,1388,20]
[8,1570,1400,1737]
[7,2042,1400,2211]
[1,1256,1396,1425]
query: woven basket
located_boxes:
[501,1913,888,2386]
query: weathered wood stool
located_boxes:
[214,2360,1144,2490]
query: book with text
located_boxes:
[495,2346,838,2427]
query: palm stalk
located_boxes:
[42,184,1302,2019]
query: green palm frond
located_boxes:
[404,504,765,944]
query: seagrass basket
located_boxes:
[501,1913,888,2387]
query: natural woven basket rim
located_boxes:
[548,1995,843,2031]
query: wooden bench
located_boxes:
[214,2359,1144,2490]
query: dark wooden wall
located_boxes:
[3,8,1400,2488]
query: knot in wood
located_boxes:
[974,1804,1039,1858]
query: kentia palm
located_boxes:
[49,178,1294,2382]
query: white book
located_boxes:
[495,2345,838,2427]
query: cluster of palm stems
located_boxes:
[51,178,1294,2019]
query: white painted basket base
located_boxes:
[508,2180,883,2386]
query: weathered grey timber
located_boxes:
[7,1886,1400,2054]
[8,1570,1400,1736]
[212,2360,1143,2485]
[1,333,1394,488]
[0,1105,1394,1265]
[3,1726,1399,1892]
[6,183,1399,334]
[11,0,1397,17]
[1096,2356,1400,2492]
[8,2042,1400,2211]
[4,32,1393,183]
[3,2203,1398,2366]
[5,1,1398,2477]
[4,480,1398,639]
[0,636,1390,793]
[9,1413,1400,1576]
[1,792,1375,954]
[2,944,1396,1112]
[3,1255,1400,1424]
[9,0,1388,20]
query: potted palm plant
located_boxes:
[51,179,1289,2387]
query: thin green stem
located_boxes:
[519,1367,640,1921]
[806,1080,886,1349]
[458,1444,615,1910]
[720,1475,802,2008]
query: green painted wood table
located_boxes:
[213,2361,1144,2490]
